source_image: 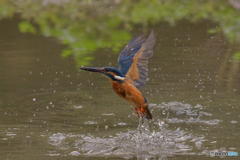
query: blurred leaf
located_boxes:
[233,52,240,60]
[208,27,221,34]
[18,21,36,33]
[62,49,73,57]
[0,0,240,65]
[0,2,14,19]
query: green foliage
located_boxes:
[18,21,36,33]
[233,52,240,60]
[0,1,15,19]
[0,0,240,65]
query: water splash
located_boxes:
[48,102,220,159]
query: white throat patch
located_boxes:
[114,75,125,81]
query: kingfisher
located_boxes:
[80,31,155,120]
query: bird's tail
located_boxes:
[144,107,152,120]
[136,106,152,120]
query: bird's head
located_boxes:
[80,66,125,82]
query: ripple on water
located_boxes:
[49,133,66,146]
[48,127,205,159]
[83,121,98,125]
[48,102,220,159]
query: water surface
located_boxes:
[0,19,239,160]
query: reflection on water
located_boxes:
[0,19,240,160]
[1,0,240,65]
[48,102,217,160]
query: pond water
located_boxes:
[0,19,239,160]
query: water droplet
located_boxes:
[69,151,80,156]
[230,120,238,124]
[73,105,83,109]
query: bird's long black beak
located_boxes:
[80,67,104,73]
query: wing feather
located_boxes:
[118,31,156,88]
[118,36,145,75]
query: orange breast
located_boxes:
[111,80,146,107]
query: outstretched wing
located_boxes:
[118,31,156,88]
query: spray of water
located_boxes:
[48,102,220,159]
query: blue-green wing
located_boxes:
[118,35,145,75]
[118,31,156,88]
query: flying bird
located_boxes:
[80,31,156,120]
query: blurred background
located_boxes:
[0,0,239,160]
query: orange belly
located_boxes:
[111,80,153,119]
[111,81,146,107]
